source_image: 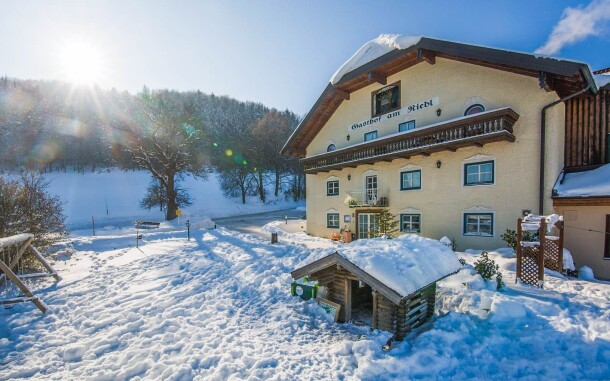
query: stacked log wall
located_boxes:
[396,283,437,339]
[564,90,609,169]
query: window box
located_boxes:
[327,180,339,196]
[463,213,494,236]
[327,213,340,228]
[400,214,421,233]
[400,170,421,190]
[464,161,494,186]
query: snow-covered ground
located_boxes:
[37,169,301,229]
[1,220,609,380]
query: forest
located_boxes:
[0,77,306,216]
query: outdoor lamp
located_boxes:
[436,160,442,169]
[436,108,442,117]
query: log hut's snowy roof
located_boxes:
[554,163,610,198]
[293,234,462,303]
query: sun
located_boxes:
[59,40,105,85]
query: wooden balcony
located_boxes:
[302,107,519,174]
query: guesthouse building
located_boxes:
[282,36,610,279]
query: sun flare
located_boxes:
[59,40,105,85]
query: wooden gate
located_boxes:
[516,216,564,288]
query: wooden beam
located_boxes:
[0,259,47,313]
[474,142,484,147]
[447,147,457,152]
[372,291,378,329]
[418,48,436,65]
[344,277,352,322]
[0,237,33,286]
[333,88,350,101]
[421,152,430,157]
[28,245,60,281]
[539,71,554,92]
[368,71,387,85]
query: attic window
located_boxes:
[372,82,400,117]
[327,144,336,152]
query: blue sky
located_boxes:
[1,0,609,115]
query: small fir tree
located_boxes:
[376,209,399,238]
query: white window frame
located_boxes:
[463,212,495,237]
[463,160,495,186]
[400,214,421,233]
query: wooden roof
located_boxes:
[282,37,598,158]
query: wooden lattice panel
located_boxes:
[544,238,562,272]
[519,246,542,286]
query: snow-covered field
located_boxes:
[37,169,301,229]
[1,220,609,380]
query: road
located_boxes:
[212,207,307,237]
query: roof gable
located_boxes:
[282,36,597,157]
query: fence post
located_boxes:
[558,220,564,273]
[539,219,546,288]
[516,218,522,283]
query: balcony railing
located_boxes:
[303,107,519,174]
[346,189,389,208]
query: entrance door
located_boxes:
[365,175,378,205]
[358,213,380,239]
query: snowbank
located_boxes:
[554,164,610,197]
[300,234,462,297]
[330,34,421,85]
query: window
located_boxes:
[464,213,494,236]
[400,170,421,190]
[399,120,416,132]
[327,144,336,152]
[465,104,485,116]
[400,214,421,233]
[372,82,400,116]
[364,131,378,142]
[327,180,339,196]
[464,161,494,186]
[327,213,340,228]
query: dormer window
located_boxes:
[465,104,485,116]
[372,82,400,117]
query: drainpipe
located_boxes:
[539,82,592,214]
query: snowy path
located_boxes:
[0,228,371,380]
[1,226,609,380]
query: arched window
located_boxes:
[327,144,336,152]
[464,104,485,116]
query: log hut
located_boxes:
[291,236,462,340]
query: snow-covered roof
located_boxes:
[554,164,610,198]
[330,35,421,85]
[294,234,462,301]
[0,233,33,249]
[594,74,610,89]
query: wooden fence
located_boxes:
[516,216,564,288]
[0,234,60,313]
